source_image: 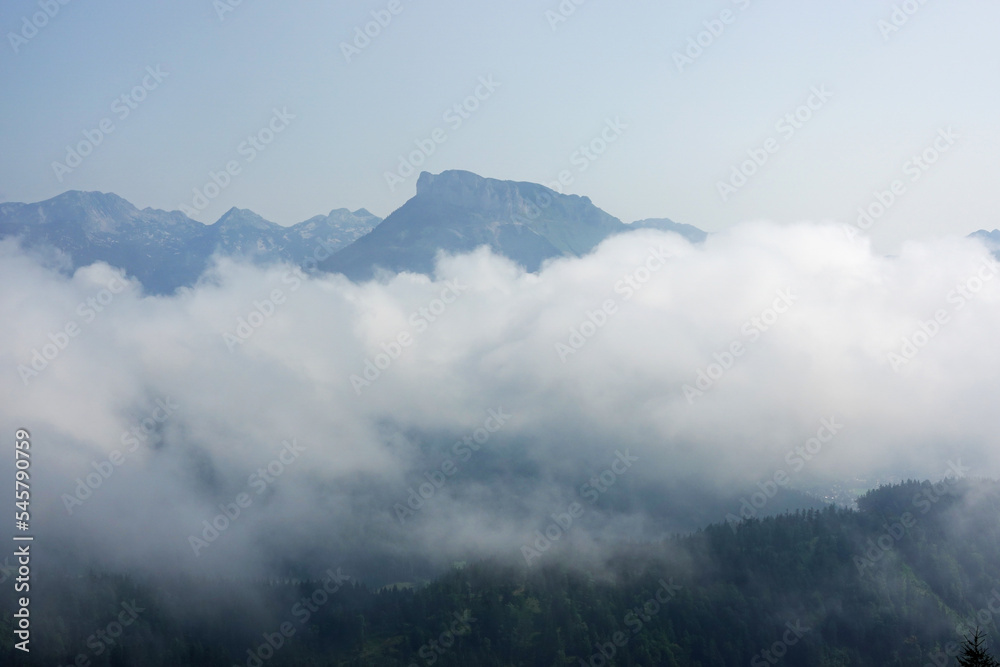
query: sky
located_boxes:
[3,1,1000,582]
[2,0,999,252]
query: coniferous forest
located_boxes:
[4,478,999,666]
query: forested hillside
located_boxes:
[4,478,999,666]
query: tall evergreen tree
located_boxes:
[958,627,1000,667]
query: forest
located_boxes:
[3,478,999,666]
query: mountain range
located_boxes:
[0,171,704,292]
[1,170,995,293]
[0,191,379,294]
[320,170,706,280]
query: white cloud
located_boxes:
[2,223,998,577]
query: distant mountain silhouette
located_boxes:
[0,191,379,293]
[321,170,705,280]
[0,172,710,290]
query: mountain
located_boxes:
[321,170,705,280]
[209,206,379,267]
[0,173,704,290]
[629,217,708,243]
[972,228,1000,253]
[5,478,999,666]
[3,178,993,294]
[0,192,380,294]
[971,229,1000,243]
[0,191,210,294]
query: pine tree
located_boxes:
[958,627,1000,667]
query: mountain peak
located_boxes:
[322,170,643,279]
[413,170,565,216]
[2,178,699,290]
[630,218,709,243]
[414,169,500,201]
[214,207,275,231]
[47,190,136,214]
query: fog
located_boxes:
[2,221,998,581]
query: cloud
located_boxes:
[1,222,998,579]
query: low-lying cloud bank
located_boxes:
[2,221,998,579]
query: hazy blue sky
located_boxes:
[2,0,998,249]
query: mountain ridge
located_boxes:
[4,177,994,293]
[0,190,381,293]
[0,172,703,291]
[320,169,703,280]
